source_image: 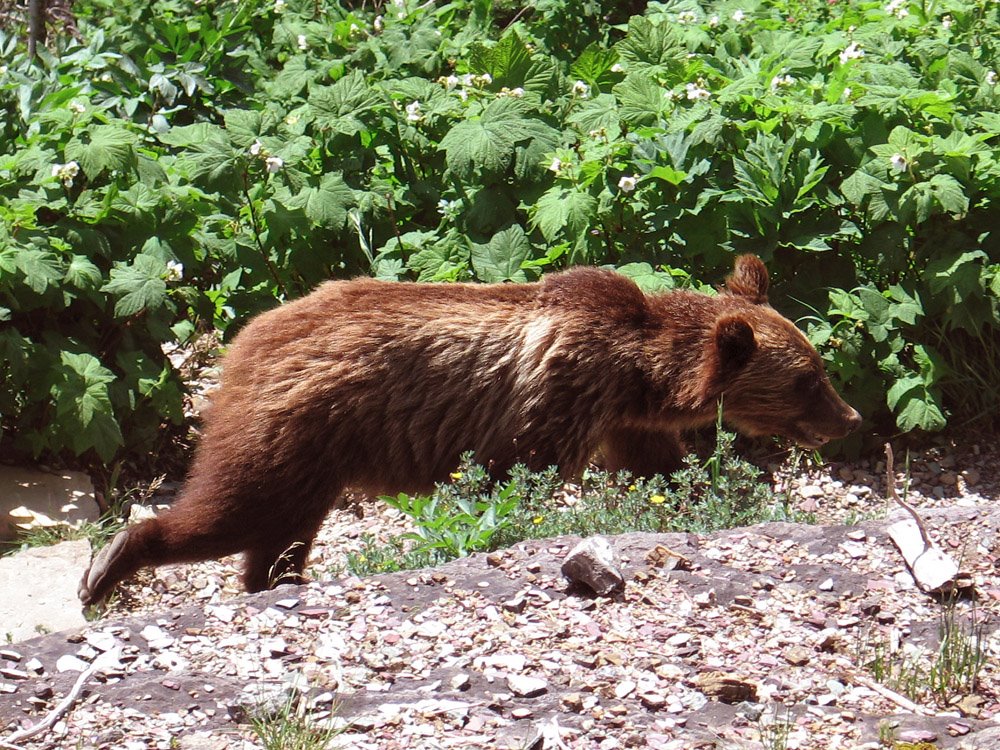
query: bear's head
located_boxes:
[703,255,862,448]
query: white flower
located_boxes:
[548,157,563,173]
[839,42,864,64]
[69,100,86,114]
[589,128,607,141]
[885,0,909,18]
[610,63,624,73]
[732,9,747,23]
[572,80,591,98]
[890,153,908,173]
[99,72,112,82]
[285,113,300,126]
[685,82,711,100]
[249,139,263,156]
[374,15,384,32]
[273,0,285,12]
[0,65,7,76]
[165,260,184,282]
[51,161,81,187]
[941,14,952,29]
[297,34,308,50]
[265,156,284,173]
[500,86,525,98]
[617,175,638,193]
[677,10,698,24]
[770,74,795,90]
[708,14,720,27]
[476,73,492,86]
[405,100,423,122]
[987,70,998,85]
[842,87,853,100]
[437,198,460,217]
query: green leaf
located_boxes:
[291,173,353,228]
[616,262,674,292]
[101,254,168,317]
[470,225,530,283]
[571,44,621,89]
[7,247,63,293]
[223,108,265,148]
[309,71,383,135]
[65,124,137,177]
[888,377,947,432]
[64,255,103,291]
[469,31,534,88]
[530,186,597,244]
[615,73,671,127]
[439,98,549,179]
[927,173,969,216]
[616,16,685,73]
[647,165,688,185]
[51,351,123,460]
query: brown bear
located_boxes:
[79,255,861,605]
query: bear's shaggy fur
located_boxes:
[80,255,860,604]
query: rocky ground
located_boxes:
[0,443,999,750]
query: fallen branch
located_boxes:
[884,444,932,548]
[884,444,960,594]
[834,658,954,718]
[1,651,111,749]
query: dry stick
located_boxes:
[884,443,933,549]
[833,660,941,717]
[1,660,101,749]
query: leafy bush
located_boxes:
[347,423,784,576]
[1,0,998,468]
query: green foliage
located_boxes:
[1,0,999,467]
[348,424,781,577]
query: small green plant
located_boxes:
[249,691,344,750]
[857,596,987,708]
[758,706,794,750]
[349,417,778,576]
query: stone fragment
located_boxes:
[507,674,548,698]
[560,536,624,597]
[56,654,90,672]
[0,539,91,642]
[782,646,811,666]
[694,672,757,703]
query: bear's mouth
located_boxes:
[786,423,832,449]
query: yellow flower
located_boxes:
[450,472,463,480]
[649,494,667,505]
[532,515,545,524]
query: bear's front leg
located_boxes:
[598,426,686,479]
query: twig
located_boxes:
[834,663,938,716]
[884,443,932,549]
[2,660,101,747]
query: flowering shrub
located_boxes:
[0,0,998,468]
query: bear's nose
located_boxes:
[845,407,862,433]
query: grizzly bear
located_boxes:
[79,255,860,604]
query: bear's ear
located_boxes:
[715,315,756,372]
[725,255,769,304]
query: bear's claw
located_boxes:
[78,528,131,606]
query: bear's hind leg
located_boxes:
[241,505,331,593]
[79,492,253,606]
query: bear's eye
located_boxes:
[794,372,821,395]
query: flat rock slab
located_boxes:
[0,540,90,642]
[1,510,999,749]
[0,466,98,541]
